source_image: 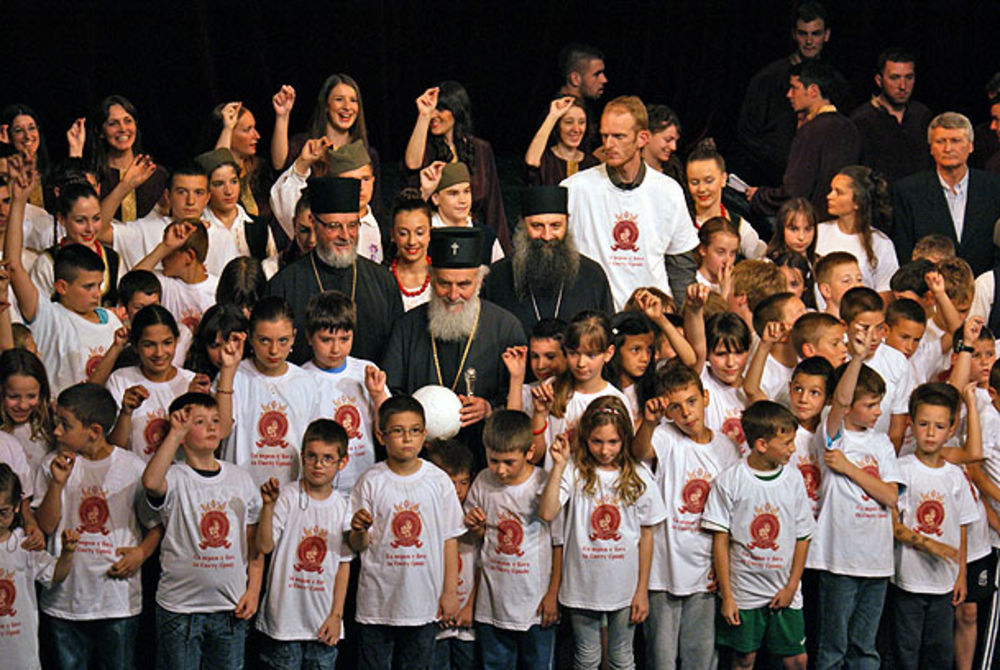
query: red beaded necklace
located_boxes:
[391,256,431,297]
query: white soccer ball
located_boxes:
[412,385,463,440]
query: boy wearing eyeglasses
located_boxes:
[255,419,353,668]
[345,395,465,670]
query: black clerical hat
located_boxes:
[430,227,483,268]
[308,177,360,214]
[521,186,568,216]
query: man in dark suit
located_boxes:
[892,112,1000,276]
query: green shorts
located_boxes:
[716,605,806,656]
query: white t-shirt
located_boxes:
[908,318,948,386]
[10,423,49,488]
[760,354,794,409]
[562,165,699,309]
[28,249,124,304]
[0,528,58,670]
[702,461,816,609]
[807,406,904,576]
[302,358,387,497]
[345,460,465,626]
[467,467,557,631]
[557,463,665,610]
[867,343,916,437]
[815,221,898,293]
[971,270,995,322]
[542,382,631,470]
[0,432,34,500]
[30,298,122,396]
[34,448,151,620]
[23,203,61,253]
[111,212,171,271]
[791,425,822,519]
[893,455,979,594]
[106,366,196,461]
[256,482,354,641]
[156,272,219,333]
[226,359,321,486]
[977,397,1000,547]
[153,461,261,614]
[701,367,748,454]
[437,535,477,642]
[962,466,993,562]
[649,425,740,595]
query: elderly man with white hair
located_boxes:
[892,111,1000,276]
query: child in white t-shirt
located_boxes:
[0,463,78,670]
[345,396,464,670]
[703,400,816,669]
[631,358,741,669]
[529,312,629,468]
[891,383,980,668]
[809,326,903,669]
[302,290,389,497]
[106,305,196,460]
[33,383,160,669]
[464,410,561,669]
[256,420,353,668]
[143,390,263,669]
[425,439,479,670]
[744,292,807,407]
[220,296,320,486]
[540,396,666,669]
[502,317,568,412]
[0,348,55,485]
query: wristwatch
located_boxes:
[953,337,974,355]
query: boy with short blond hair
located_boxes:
[912,233,956,264]
[815,252,863,317]
[729,260,787,330]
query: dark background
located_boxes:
[3,0,999,193]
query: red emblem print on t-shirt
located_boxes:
[496,510,525,557]
[747,503,781,551]
[198,500,232,550]
[143,412,170,456]
[798,459,821,502]
[179,308,202,334]
[334,403,362,440]
[390,501,423,548]
[721,415,746,446]
[914,491,946,537]
[858,457,881,502]
[0,572,16,617]
[679,468,712,514]
[256,401,290,449]
[293,526,328,574]
[85,349,105,379]
[611,211,640,252]
[77,487,110,535]
[589,497,622,542]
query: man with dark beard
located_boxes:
[481,186,613,333]
[266,177,402,364]
[382,227,526,467]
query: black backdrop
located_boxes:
[3,0,999,178]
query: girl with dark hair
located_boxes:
[183,303,250,380]
[216,256,268,318]
[1,104,50,207]
[106,304,195,459]
[643,104,684,185]
[816,165,898,301]
[771,250,816,309]
[524,96,598,186]
[85,95,168,221]
[766,197,818,265]
[605,311,656,422]
[404,82,509,250]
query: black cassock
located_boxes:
[266,251,403,365]
[382,300,526,469]
[481,254,615,334]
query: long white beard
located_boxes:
[428,294,481,342]
[316,242,357,269]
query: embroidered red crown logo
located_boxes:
[797,456,821,502]
[496,509,525,556]
[679,468,711,514]
[390,500,423,548]
[256,401,290,449]
[198,499,231,550]
[143,408,170,456]
[77,486,110,535]
[294,525,329,573]
[333,399,362,440]
[914,490,946,537]
[0,569,16,617]
[589,494,622,542]
[611,211,640,252]
[748,502,781,551]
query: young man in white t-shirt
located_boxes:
[32,383,160,669]
[256,419,353,669]
[133,219,218,333]
[303,290,389,497]
[463,410,561,669]
[142,391,263,670]
[345,395,464,670]
[5,160,122,396]
[891,383,980,668]
[704,400,816,670]
[809,326,903,670]
[631,359,741,669]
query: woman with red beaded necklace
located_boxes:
[388,189,433,311]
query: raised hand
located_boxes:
[50,451,76,485]
[635,288,664,321]
[419,160,447,198]
[925,270,946,295]
[416,87,440,117]
[122,153,157,189]
[549,433,571,467]
[7,154,38,201]
[272,85,296,117]
[112,325,130,350]
[963,315,985,344]
[163,221,196,250]
[188,373,212,394]
[364,365,387,396]
[718,259,734,302]
[351,508,373,533]
[218,332,247,370]
[531,380,555,417]
[168,405,192,437]
[66,118,86,158]
[501,346,528,380]
[642,396,668,424]
[297,137,331,168]
[260,477,281,505]
[548,96,576,117]
[762,321,788,345]
[685,283,710,312]
[61,528,81,552]
[220,102,242,130]
[121,385,150,414]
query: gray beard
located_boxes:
[316,242,357,269]
[428,293,481,342]
[511,225,579,299]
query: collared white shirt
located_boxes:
[204,203,278,278]
[430,212,504,263]
[938,168,969,241]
